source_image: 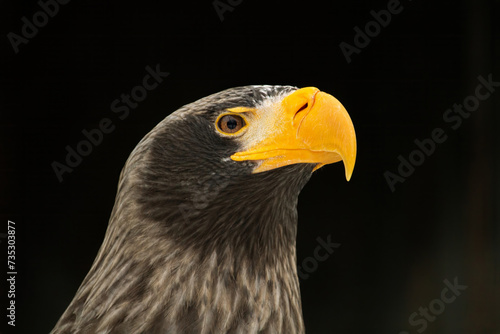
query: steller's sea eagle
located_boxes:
[52,85,357,333]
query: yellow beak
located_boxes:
[230,87,357,181]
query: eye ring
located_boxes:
[216,113,247,135]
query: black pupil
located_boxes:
[226,118,238,130]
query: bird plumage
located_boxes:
[52,85,355,333]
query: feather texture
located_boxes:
[52,86,314,334]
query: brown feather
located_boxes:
[52,86,314,334]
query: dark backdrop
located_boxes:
[1,0,499,333]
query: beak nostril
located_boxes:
[294,102,310,132]
[297,103,308,114]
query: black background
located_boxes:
[1,0,499,333]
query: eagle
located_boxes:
[52,85,357,334]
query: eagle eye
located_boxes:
[217,114,246,134]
